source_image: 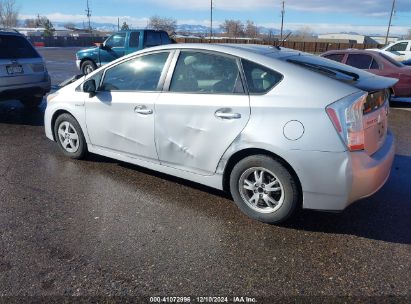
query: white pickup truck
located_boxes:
[369,40,411,62]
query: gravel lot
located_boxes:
[0,47,410,302]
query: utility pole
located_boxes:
[385,0,396,45]
[210,0,214,42]
[280,1,285,42]
[118,18,120,31]
[85,0,92,33]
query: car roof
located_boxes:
[141,43,301,60]
[322,49,383,56]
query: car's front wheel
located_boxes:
[54,113,87,159]
[230,155,300,224]
[81,60,97,75]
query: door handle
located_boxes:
[134,105,153,115]
[215,109,242,120]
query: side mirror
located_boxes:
[83,79,97,98]
[100,43,111,50]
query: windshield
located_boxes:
[0,35,40,59]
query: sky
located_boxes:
[17,0,411,35]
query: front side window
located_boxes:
[170,51,243,94]
[324,54,345,63]
[241,59,283,94]
[105,32,126,48]
[346,54,373,70]
[388,42,408,52]
[100,52,170,91]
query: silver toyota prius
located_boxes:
[45,44,396,223]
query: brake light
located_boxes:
[326,92,367,152]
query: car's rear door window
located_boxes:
[324,54,345,63]
[0,35,39,59]
[346,54,373,69]
[100,52,170,91]
[169,51,244,94]
[241,59,283,94]
[129,32,140,48]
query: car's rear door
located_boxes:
[155,50,250,175]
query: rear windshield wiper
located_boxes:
[288,59,360,82]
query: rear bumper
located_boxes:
[0,76,51,101]
[348,130,395,203]
[300,131,395,211]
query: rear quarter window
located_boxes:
[0,35,39,59]
[241,59,283,94]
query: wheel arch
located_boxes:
[222,148,303,201]
[51,109,77,141]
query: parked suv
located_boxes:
[0,29,51,107]
[76,29,172,75]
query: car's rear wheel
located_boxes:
[81,60,97,75]
[54,114,87,159]
[229,155,300,224]
[20,96,43,108]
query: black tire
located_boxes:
[81,60,97,75]
[20,96,44,108]
[53,113,87,159]
[229,155,300,224]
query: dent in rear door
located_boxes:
[154,50,251,176]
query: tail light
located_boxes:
[326,92,368,151]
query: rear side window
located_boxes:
[161,32,171,44]
[170,51,244,94]
[346,54,373,69]
[0,35,39,59]
[324,54,345,63]
[241,59,283,94]
[129,32,140,48]
[145,32,162,47]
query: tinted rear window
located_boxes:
[145,32,162,47]
[0,35,39,59]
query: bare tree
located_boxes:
[121,21,130,31]
[0,0,19,28]
[245,20,259,39]
[147,16,177,33]
[220,19,244,38]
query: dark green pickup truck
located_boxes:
[76,29,172,74]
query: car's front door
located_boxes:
[99,32,127,66]
[85,51,171,161]
[386,41,411,61]
[155,50,250,175]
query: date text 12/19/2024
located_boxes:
[149,296,257,303]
